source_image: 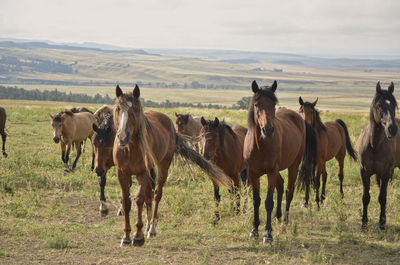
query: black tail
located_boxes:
[240,169,247,187]
[175,135,232,188]
[297,121,317,190]
[336,119,357,161]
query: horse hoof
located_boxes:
[212,214,220,225]
[379,224,386,231]
[360,223,368,233]
[3,152,7,158]
[117,209,124,216]
[283,212,289,225]
[100,208,109,217]
[249,228,259,239]
[262,232,273,244]
[302,202,308,208]
[147,231,156,239]
[132,237,145,246]
[120,238,131,247]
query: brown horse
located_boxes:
[0,107,7,158]
[200,117,247,223]
[357,82,400,231]
[113,84,231,247]
[92,114,156,216]
[244,80,317,243]
[50,110,97,172]
[175,113,202,150]
[299,97,357,207]
[94,105,113,124]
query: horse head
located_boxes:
[114,84,142,146]
[250,80,278,139]
[92,115,114,176]
[299,96,318,127]
[175,113,190,134]
[49,111,73,143]
[371,81,397,139]
[200,116,221,162]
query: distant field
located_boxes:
[1,99,400,264]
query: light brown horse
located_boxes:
[50,110,97,172]
[200,117,247,223]
[299,97,357,208]
[94,105,113,124]
[113,84,231,247]
[175,113,202,150]
[0,107,7,158]
[357,82,400,231]
[244,80,317,243]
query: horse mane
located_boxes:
[247,89,278,130]
[202,119,237,146]
[114,92,156,170]
[302,102,326,131]
[96,114,114,143]
[53,110,74,122]
[372,90,398,109]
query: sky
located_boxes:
[0,0,399,56]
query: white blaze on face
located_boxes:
[119,110,128,141]
[386,100,391,105]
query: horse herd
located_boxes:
[1,80,398,247]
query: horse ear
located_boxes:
[376,81,381,93]
[116,85,123,98]
[92,123,98,132]
[49,114,54,120]
[133,84,140,98]
[313,97,318,106]
[299,96,304,106]
[175,112,178,117]
[201,116,206,126]
[214,117,219,126]
[270,80,277,92]
[388,82,394,94]
[252,80,259,93]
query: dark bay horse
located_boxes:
[244,80,317,243]
[200,117,247,223]
[92,114,156,216]
[357,81,400,231]
[94,105,113,124]
[0,107,7,158]
[113,84,232,247]
[50,110,97,172]
[299,97,357,207]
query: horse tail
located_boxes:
[335,119,357,161]
[175,134,232,188]
[298,121,317,190]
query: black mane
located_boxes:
[303,102,326,131]
[95,114,115,143]
[203,120,237,146]
[53,110,74,122]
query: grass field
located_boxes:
[0,99,400,264]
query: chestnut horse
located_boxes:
[50,110,97,172]
[200,117,247,223]
[299,97,357,208]
[113,84,231,247]
[244,80,317,243]
[92,114,156,216]
[357,82,400,231]
[0,107,7,158]
[175,113,202,151]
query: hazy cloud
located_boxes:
[0,0,399,55]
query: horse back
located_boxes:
[319,121,346,161]
[66,112,97,142]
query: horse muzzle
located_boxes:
[261,125,275,138]
[386,124,398,139]
[53,136,60,143]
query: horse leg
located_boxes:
[263,169,277,243]
[71,141,82,171]
[284,163,299,224]
[117,168,132,246]
[320,166,328,203]
[148,160,170,239]
[336,155,345,198]
[303,182,310,208]
[61,142,66,164]
[64,144,71,172]
[378,174,389,230]
[275,173,284,221]
[99,173,108,216]
[249,172,261,239]
[213,181,221,225]
[133,173,152,246]
[1,130,7,158]
[360,168,371,232]
[314,166,322,209]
